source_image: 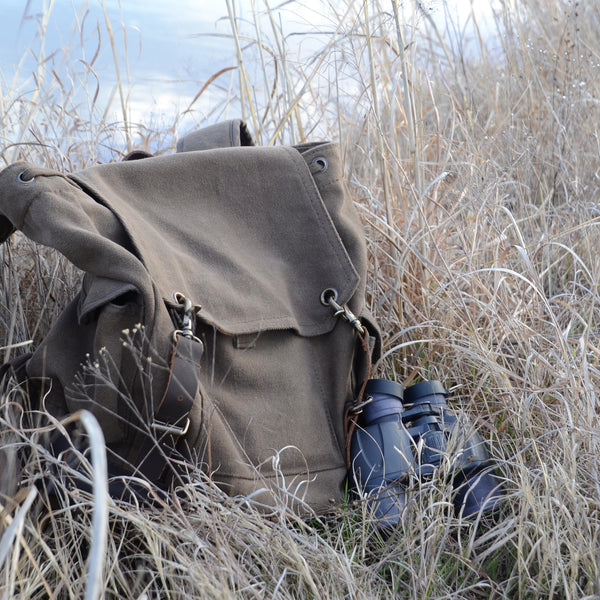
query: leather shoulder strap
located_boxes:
[176,120,255,152]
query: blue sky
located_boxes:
[0,1,238,122]
[0,1,498,130]
[0,1,341,128]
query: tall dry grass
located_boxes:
[1,0,600,597]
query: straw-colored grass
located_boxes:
[2,0,600,597]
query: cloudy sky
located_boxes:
[0,1,499,128]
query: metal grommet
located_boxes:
[16,171,35,185]
[311,156,328,173]
[320,287,338,306]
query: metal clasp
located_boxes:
[320,288,365,334]
[151,417,190,437]
[172,292,202,343]
[349,395,374,414]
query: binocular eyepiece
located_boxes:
[349,379,504,527]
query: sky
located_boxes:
[0,1,500,131]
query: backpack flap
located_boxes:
[71,144,361,337]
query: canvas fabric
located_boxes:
[0,120,379,510]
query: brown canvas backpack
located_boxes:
[0,120,379,511]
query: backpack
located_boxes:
[0,120,379,511]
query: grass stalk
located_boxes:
[226,0,260,138]
[100,0,131,151]
[391,0,422,201]
[363,0,393,228]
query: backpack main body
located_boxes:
[0,121,378,510]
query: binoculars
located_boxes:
[349,379,504,527]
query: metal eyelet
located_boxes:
[311,156,328,173]
[17,171,35,185]
[320,287,338,306]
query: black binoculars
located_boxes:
[349,379,504,527]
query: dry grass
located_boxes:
[2,0,600,597]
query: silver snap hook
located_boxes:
[320,287,364,334]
